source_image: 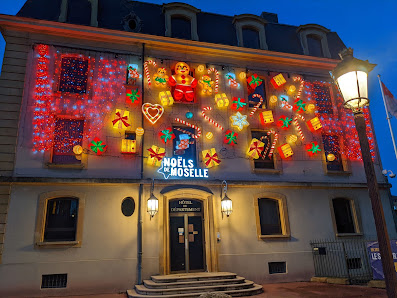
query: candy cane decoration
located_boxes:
[268,129,279,158]
[293,77,305,101]
[293,115,305,141]
[201,107,224,131]
[208,68,219,94]
[174,118,202,139]
[249,94,264,117]
[144,60,157,87]
[261,135,271,158]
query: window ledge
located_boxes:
[336,233,363,238]
[326,170,352,176]
[253,169,282,175]
[45,163,85,169]
[259,234,290,240]
[36,241,80,248]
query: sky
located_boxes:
[0,0,397,191]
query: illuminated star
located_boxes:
[230,112,249,131]
[157,160,171,179]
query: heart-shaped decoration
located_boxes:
[142,103,164,124]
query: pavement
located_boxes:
[46,282,387,298]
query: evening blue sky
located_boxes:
[1,0,397,192]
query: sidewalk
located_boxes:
[47,282,387,298]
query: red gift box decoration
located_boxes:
[224,130,238,145]
[159,128,175,144]
[231,97,247,111]
[247,74,263,88]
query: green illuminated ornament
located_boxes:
[231,97,247,111]
[279,116,292,128]
[306,142,321,155]
[90,137,107,155]
[126,88,140,104]
[224,130,238,145]
[159,128,175,144]
[294,99,306,112]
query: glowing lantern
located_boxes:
[197,64,205,73]
[239,71,246,80]
[327,153,336,161]
[287,134,298,144]
[206,132,213,140]
[136,127,144,136]
[147,180,158,218]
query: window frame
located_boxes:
[254,193,290,240]
[329,197,362,237]
[163,3,200,41]
[172,124,199,167]
[35,191,85,248]
[233,14,268,50]
[297,24,331,58]
[321,134,351,175]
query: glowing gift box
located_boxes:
[231,97,247,111]
[305,141,321,156]
[202,148,221,168]
[307,117,322,132]
[121,139,136,154]
[215,93,229,108]
[224,130,238,146]
[112,109,131,129]
[247,74,263,88]
[159,91,174,106]
[246,138,265,160]
[278,143,293,159]
[260,110,274,125]
[126,88,140,104]
[147,145,166,166]
[270,73,287,88]
[159,128,175,144]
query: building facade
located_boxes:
[0,1,395,296]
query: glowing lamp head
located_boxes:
[327,153,336,162]
[330,48,376,111]
[221,194,233,217]
[147,194,159,218]
[206,132,213,140]
[136,127,145,136]
[239,72,246,80]
[73,145,83,155]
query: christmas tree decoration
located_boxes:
[199,75,215,95]
[168,62,197,102]
[197,65,205,73]
[142,103,164,124]
[230,112,249,131]
[186,112,193,119]
[247,74,263,88]
[159,128,175,144]
[73,145,83,155]
[327,153,336,161]
[247,138,265,159]
[215,93,229,108]
[159,91,174,106]
[126,88,140,104]
[278,116,293,130]
[206,132,213,140]
[249,94,264,116]
[287,134,298,144]
[224,130,238,146]
[121,139,136,154]
[207,68,219,94]
[112,109,131,129]
[268,130,279,158]
[153,67,169,87]
[293,99,306,113]
[202,107,224,131]
[136,127,144,136]
[126,64,140,85]
[278,143,293,159]
[174,118,202,139]
[260,110,274,125]
[307,117,322,132]
[306,141,321,156]
[202,148,221,168]
[147,145,166,166]
[225,73,240,88]
[231,97,247,111]
[288,85,296,94]
[144,60,157,87]
[270,73,287,88]
[90,137,107,155]
[176,134,191,150]
[293,116,305,141]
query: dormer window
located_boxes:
[163,3,200,41]
[297,24,331,58]
[233,14,268,50]
[59,0,98,27]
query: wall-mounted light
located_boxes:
[382,169,396,178]
[221,180,232,217]
[147,179,159,218]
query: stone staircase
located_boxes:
[127,272,263,298]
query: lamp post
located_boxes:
[147,179,158,218]
[331,48,396,297]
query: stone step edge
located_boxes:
[151,272,237,283]
[135,281,254,295]
[144,276,246,289]
[127,284,263,298]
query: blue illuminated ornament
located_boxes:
[186,112,193,119]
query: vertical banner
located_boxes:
[367,240,397,280]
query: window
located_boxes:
[322,134,344,172]
[173,126,197,165]
[251,130,274,170]
[171,16,191,40]
[297,24,331,58]
[52,118,84,164]
[233,14,268,50]
[332,198,357,234]
[242,27,260,49]
[44,198,78,242]
[59,56,89,93]
[313,82,333,114]
[268,262,287,274]
[307,34,324,57]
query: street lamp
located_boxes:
[221,180,232,217]
[331,48,397,297]
[147,179,158,218]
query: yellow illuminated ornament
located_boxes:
[327,153,336,162]
[306,103,315,113]
[121,139,136,154]
[278,143,294,159]
[239,71,246,80]
[136,127,145,136]
[73,145,83,155]
[287,134,298,144]
[288,85,296,94]
[215,93,229,108]
[197,65,205,73]
[260,110,274,125]
[112,109,131,129]
[206,132,213,140]
[270,95,278,104]
[159,91,174,106]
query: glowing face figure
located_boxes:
[175,62,190,75]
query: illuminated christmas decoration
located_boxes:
[207,68,219,93]
[268,130,279,158]
[278,143,293,159]
[224,130,238,146]
[293,76,305,103]
[327,153,336,161]
[306,103,315,113]
[159,128,175,144]
[247,74,263,88]
[121,139,136,154]
[159,91,174,106]
[215,93,229,108]
[126,88,140,104]
[288,85,296,94]
[260,111,274,125]
[126,64,140,85]
[278,116,292,129]
[197,65,205,73]
[168,62,197,102]
[270,73,286,88]
[176,134,191,150]
[287,134,298,144]
[225,73,240,88]
[231,97,247,111]
[174,118,202,139]
[202,148,221,168]
[201,107,224,131]
[270,95,278,104]
[230,112,249,131]
[112,109,131,129]
[206,132,213,140]
[249,94,264,116]
[306,141,321,156]
[136,127,144,136]
[90,137,107,155]
[144,60,157,87]
[307,117,322,132]
[293,116,305,141]
[293,99,306,113]
[142,103,164,124]
[247,138,265,159]
[280,95,293,110]
[239,71,246,80]
[153,67,169,87]
[73,145,83,155]
[199,75,215,95]
[186,112,193,119]
[147,145,165,166]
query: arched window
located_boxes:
[67,0,92,26]
[297,24,331,58]
[233,14,268,50]
[307,34,324,57]
[163,3,200,41]
[242,27,260,49]
[332,198,358,234]
[171,16,191,40]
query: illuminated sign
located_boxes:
[157,157,209,179]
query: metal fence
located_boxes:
[310,238,375,285]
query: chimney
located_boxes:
[260,12,278,23]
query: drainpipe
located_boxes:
[137,43,145,285]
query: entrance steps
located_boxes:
[127,272,263,298]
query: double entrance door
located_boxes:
[169,199,205,272]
